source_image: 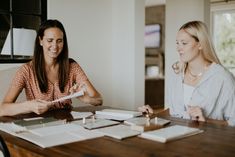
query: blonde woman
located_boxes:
[140,21,235,126]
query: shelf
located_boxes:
[145,76,164,80]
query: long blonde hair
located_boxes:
[173,21,221,74]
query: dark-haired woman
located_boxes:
[0,19,102,116]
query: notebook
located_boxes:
[139,125,203,143]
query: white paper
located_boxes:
[124,117,170,126]
[0,121,105,148]
[97,124,141,140]
[68,128,104,140]
[23,117,44,121]
[29,123,82,137]
[82,119,120,130]
[0,122,27,135]
[16,131,82,148]
[140,125,203,143]
[52,90,84,103]
[70,111,93,119]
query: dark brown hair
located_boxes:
[32,19,69,93]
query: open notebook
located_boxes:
[139,125,203,143]
[0,122,104,148]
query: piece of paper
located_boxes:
[29,123,82,137]
[68,128,104,140]
[16,131,82,148]
[82,119,120,130]
[139,125,203,143]
[0,122,104,148]
[70,111,93,119]
[124,117,170,126]
[52,90,84,103]
[0,122,27,135]
[23,117,44,121]
[97,124,141,140]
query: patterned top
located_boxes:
[11,61,88,106]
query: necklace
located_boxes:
[188,68,203,78]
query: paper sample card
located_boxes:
[52,90,84,103]
[97,124,141,140]
[139,125,203,143]
[70,111,93,119]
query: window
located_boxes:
[0,0,47,63]
[211,2,235,75]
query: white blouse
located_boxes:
[183,83,195,107]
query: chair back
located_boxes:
[0,136,10,157]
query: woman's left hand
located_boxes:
[187,105,206,121]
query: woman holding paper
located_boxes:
[140,21,235,126]
[0,19,102,116]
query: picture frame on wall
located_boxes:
[144,24,161,48]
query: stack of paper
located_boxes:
[139,125,203,143]
[95,109,142,121]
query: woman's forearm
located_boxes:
[0,101,33,116]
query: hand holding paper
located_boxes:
[51,90,84,103]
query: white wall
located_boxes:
[48,0,145,110]
[0,64,22,70]
[48,0,113,107]
[164,0,210,108]
[111,0,145,110]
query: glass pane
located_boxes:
[0,14,10,56]
[213,10,235,75]
[13,14,41,30]
[0,0,9,12]
[12,0,41,15]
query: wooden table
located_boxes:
[1,106,235,157]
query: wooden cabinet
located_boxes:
[145,78,164,109]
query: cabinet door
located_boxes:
[145,79,164,109]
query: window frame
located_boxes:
[211,1,235,75]
[0,0,47,63]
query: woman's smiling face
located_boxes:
[39,27,64,60]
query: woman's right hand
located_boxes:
[30,100,51,115]
[138,105,154,115]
